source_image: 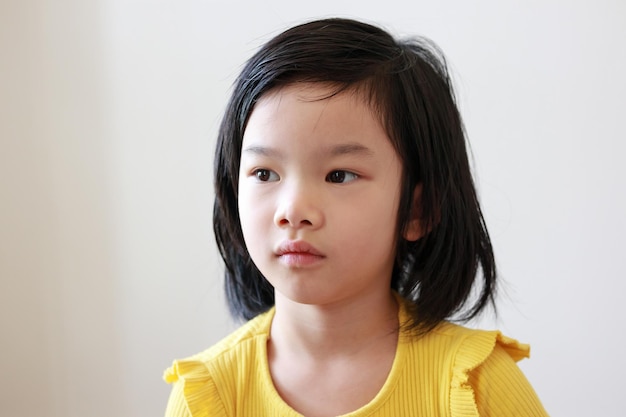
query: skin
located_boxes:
[238,83,421,416]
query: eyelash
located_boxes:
[326,170,359,184]
[253,169,279,182]
[251,169,359,184]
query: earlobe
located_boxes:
[403,184,424,242]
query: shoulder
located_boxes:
[173,307,273,366]
[396,293,530,369]
[163,309,274,417]
[466,335,549,416]
[395,290,548,416]
[164,308,272,383]
[410,322,548,416]
[425,321,531,365]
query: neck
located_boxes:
[269,290,399,359]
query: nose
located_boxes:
[273,183,324,230]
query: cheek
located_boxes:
[237,181,252,232]
[237,184,273,248]
[237,190,255,234]
[337,196,399,247]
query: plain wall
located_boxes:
[1,0,624,416]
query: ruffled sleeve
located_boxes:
[164,359,227,417]
[449,331,548,417]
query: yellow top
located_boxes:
[164,298,548,416]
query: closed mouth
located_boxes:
[275,240,324,257]
[275,240,325,267]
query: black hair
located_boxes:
[213,17,496,333]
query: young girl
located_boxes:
[164,17,548,416]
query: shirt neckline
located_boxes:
[257,295,410,416]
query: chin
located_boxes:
[274,285,351,308]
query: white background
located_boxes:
[1,1,624,416]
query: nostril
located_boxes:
[275,217,315,228]
[274,200,322,229]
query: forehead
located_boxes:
[243,83,387,147]
[253,83,372,115]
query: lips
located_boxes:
[275,240,325,267]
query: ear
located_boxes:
[403,184,425,242]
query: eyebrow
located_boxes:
[242,142,374,158]
[242,145,283,158]
[328,143,374,157]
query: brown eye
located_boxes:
[254,169,279,182]
[256,169,270,181]
[326,170,358,184]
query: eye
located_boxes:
[326,170,358,184]
[253,168,279,182]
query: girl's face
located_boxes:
[238,84,407,307]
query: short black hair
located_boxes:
[213,17,496,333]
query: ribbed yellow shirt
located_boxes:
[164,299,547,416]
